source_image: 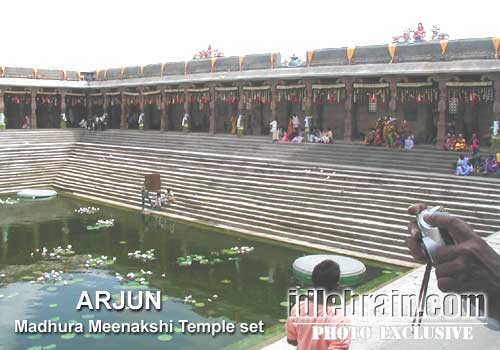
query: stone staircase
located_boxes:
[2,129,500,267]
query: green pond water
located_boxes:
[0,194,407,350]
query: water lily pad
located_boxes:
[161,295,168,302]
[22,276,35,281]
[48,304,58,308]
[220,279,231,284]
[27,334,42,340]
[259,276,269,281]
[279,319,287,323]
[382,270,392,274]
[83,334,92,338]
[61,333,76,340]
[174,327,182,333]
[92,333,105,339]
[280,301,289,307]
[7,292,19,298]
[119,241,127,244]
[46,287,57,292]
[194,302,205,308]
[43,345,57,350]
[50,316,60,322]
[81,314,95,320]
[68,320,78,324]
[25,346,42,350]
[157,334,173,341]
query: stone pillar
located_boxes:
[437,79,448,146]
[388,79,398,115]
[160,89,168,132]
[30,89,37,129]
[0,89,4,114]
[120,91,127,129]
[138,89,145,129]
[343,80,354,141]
[270,82,277,122]
[60,91,66,117]
[209,84,216,134]
[103,92,108,115]
[494,79,500,118]
[303,80,313,116]
[183,88,190,115]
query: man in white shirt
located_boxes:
[270,120,278,143]
[182,113,190,132]
[292,113,300,135]
[237,113,244,137]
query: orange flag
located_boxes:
[211,58,217,72]
[239,56,245,71]
[388,44,397,63]
[307,51,314,66]
[440,40,448,55]
[347,47,355,64]
[493,37,500,59]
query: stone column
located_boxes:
[0,89,4,115]
[30,89,37,129]
[437,79,448,146]
[103,92,108,116]
[494,78,500,118]
[303,80,313,116]
[138,88,145,129]
[270,82,277,122]
[209,84,216,134]
[60,90,67,117]
[343,80,354,141]
[183,87,190,115]
[388,79,398,116]
[120,91,127,129]
[160,89,168,132]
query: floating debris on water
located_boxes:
[0,197,19,205]
[127,250,156,262]
[74,206,100,215]
[86,219,115,231]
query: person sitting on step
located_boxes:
[364,128,376,145]
[470,148,482,171]
[281,131,289,142]
[483,155,499,175]
[454,133,467,152]
[404,134,415,150]
[166,188,176,203]
[456,155,473,176]
[22,115,30,129]
[152,191,164,208]
[469,133,479,152]
[291,131,304,143]
[141,184,152,210]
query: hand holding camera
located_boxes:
[407,203,500,321]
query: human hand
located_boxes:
[407,203,500,320]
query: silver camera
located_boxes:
[416,206,452,264]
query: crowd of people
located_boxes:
[364,117,415,150]
[141,185,176,210]
[268,114,334,144]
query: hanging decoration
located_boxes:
[65,93,86,107]
[4,91,31,105]
[89,93,104,106]
[440,40,448,55]
[276,84,305,103]
[447,81,494,105]
[123,92,140,105]
[353,83,390,105]
[36,94,60,106]
[105,92,121,106]
[143,90,161,105]
[388,44,397,63]
[164,89,184,105]
[188,88,210,106]
[242,86,271,104]
[307,51,314,66]
[215,87,238,105]
[312,84,346,104]
[397,83,438,104]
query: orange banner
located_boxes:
[63,70,67,80]
[440,40,448,55]
[307,51,314,66]
[239,56,245,71]
[493,37,500,59]
[160,63,165,76]
[347,47,355,64]
[270,53,276,68]
[121,67,125,78]
[211,58,217,72]
[388,44,397,63]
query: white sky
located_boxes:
[2,0,499,71]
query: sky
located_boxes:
[2,0,499,71]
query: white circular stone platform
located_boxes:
[17,189,57,199]
[292,254,366,285]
